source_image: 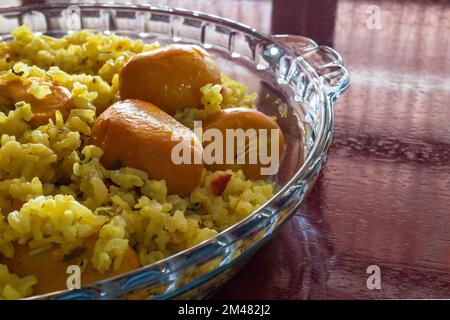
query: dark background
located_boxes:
[7,0,450,299]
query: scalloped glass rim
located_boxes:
[0,2,348,299]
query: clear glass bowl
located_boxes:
[0,2,350,299]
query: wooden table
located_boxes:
[17,0,450,299]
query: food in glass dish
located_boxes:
[0,25,284,299]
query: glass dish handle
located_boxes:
[272,34,350,102]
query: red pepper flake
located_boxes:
[220,87,225,95]
[103,178,113,189]
[210,174,232,196]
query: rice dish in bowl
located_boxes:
[0,25,282,299]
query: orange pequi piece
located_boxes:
[203,107,285,180]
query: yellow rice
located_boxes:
[0,25,272,299]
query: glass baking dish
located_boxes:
[0,2,349,299]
